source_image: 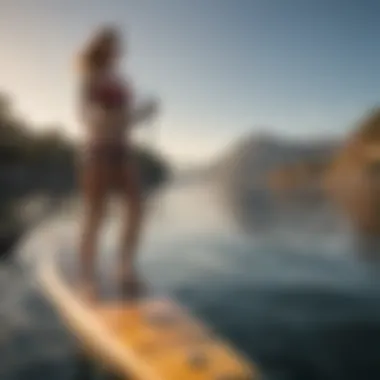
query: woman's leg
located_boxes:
[79,158,107,300]
[118,157,144,295]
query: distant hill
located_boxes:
[210,132,338,196]
[204,109,380,239]
[200,131,339,231]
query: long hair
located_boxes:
[77,26,120,76]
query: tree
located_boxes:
[0,91,169,194]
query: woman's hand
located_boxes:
[132,97,160,126]
[142,97,160,120]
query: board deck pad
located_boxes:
[39,246,259,380]
[91,298,256,379]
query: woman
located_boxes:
[77,26,158,301]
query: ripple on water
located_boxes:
[3,183,380,380]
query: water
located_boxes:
[2,180,380,380]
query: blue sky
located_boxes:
[1,0,379,165]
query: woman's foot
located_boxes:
[118,267,147,300]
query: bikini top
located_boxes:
[81,70,130,109]
[78,70,133,134]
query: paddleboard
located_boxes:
[38,247,259,380]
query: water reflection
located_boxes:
[3,179,380,380]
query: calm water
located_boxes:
[2,180,380,380]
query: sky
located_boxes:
[1,0,380,166]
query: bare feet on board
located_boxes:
[118,267,147,300]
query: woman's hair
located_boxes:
[78,25,120,75]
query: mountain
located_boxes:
[211,131,338,196]
[204,131,339,231]
[205,108,380,239]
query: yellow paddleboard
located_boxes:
[38,249,259,380]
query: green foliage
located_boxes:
[0,95,75,166]
[0,91,169,190]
